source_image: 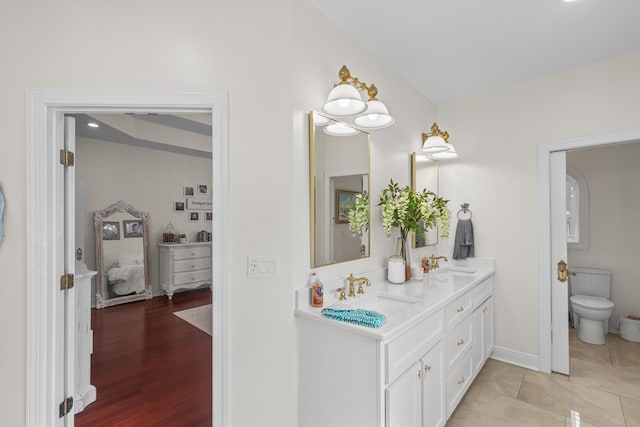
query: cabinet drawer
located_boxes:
[446,352,473,418]
[174,257,211,273]
[446,317,472,372]
[173,269,212,286]
[174,246,211,260]
[445,292,473,330]
[472,277,493,309]
[385,311,444,384]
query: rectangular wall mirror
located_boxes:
[309,111,371,267]
[411,152,439,248]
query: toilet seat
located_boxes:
[570,295,614,310]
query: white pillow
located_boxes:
[118,253,143,266]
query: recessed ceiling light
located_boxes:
[563,0,578,2]
[87,122,99,128]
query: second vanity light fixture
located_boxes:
[322,65,395,130]
[421,122,459,160]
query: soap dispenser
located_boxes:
[310,272,324,308]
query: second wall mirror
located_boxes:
[309,111,371,268]
[411,152,440,248]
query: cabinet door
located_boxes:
[387,360,422,427]
[470,306,484,376]
[421,341,445,427]
[483,297,495,361]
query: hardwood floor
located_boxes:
[76,289,212,427]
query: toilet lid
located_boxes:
[570,295,614,310]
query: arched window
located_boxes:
[567,170,589,249]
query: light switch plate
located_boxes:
[247,256,279,279]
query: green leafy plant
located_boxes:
[347,192,369,237]
[378,179,449,244]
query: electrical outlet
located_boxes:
[247,256,279,278]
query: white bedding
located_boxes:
[107,264,145,296]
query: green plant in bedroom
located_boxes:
[378,179,449,254]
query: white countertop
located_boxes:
[295,258,495,341]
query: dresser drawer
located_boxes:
[174,246,211,260]
[445,292,473,330]
[446,352,473,417]
[173,269,212,286]
[472,277,493,309]
[385,311,444,384]
[445,317,472,371]
[174,257,211,273]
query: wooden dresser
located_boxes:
[158,242,212,299]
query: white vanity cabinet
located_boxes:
[296,263,494,427]
[158,242,212,299]
[386,340,445,427]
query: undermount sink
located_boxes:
[343,293,419,314]
[440,266,478,274]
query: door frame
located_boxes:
[537,127,640,373]
[26,89,229,426]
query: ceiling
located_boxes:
[309,0,640,104]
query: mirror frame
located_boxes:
[94,200,152,308]
[309,111,371,267]
[411,152,440,248]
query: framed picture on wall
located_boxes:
[174,201,185,212]
[184,185,195,197]
[335,190,358,224]
[123,219,144,238]
[205,211,212,221]
[189,211,200,222]
[197,184,209,196]
[102,221,120,240]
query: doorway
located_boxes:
[26,89,229,426]
[537,127,640,374]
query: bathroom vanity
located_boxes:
[295,259,494,427]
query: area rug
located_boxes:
[173,304,212,336]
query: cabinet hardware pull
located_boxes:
[457,338,464,346]
[457,376,465,385]
[457,306,464,312]
[424,365,431,372]
[418,370,423,378]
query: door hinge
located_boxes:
[59,149,75,167]
[60,274,75,290]
[59,396,73,418]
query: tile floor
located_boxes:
[446,329,640,426]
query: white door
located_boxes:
[550,151,569,374]
[62,116,77,424]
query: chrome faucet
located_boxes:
[348,274,371,297]
[429,255,448,270]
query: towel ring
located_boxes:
[457,203,472,219]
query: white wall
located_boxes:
[0,0,437,425]
[438,52,640,357]
[76,136,212,300]
[567,143,640,329]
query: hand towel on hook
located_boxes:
[453,218,474,260]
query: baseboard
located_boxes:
[489,345,540,371]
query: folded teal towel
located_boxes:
[321,308,386,328]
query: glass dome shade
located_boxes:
[322,84,366,117]
[421,135,449,153]
[353,100,395,129]
[430,143,459,160]
[324,122,359,136]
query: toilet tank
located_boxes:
[569,267,612,299]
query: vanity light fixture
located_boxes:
[421,122,459,160]
[421,122,450,154]
[322,65,395,129]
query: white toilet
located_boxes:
[569,267,614,345]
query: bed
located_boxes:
[107,254,145,296]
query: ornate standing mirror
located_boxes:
[309,111,371,267]
[94,200,152,308]
[411,152,440,247]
